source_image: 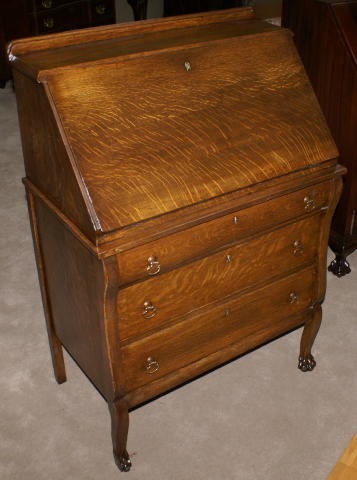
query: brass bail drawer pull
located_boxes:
[304,196,316,212]
[147,256,160,275]
[290,292,300,305]
[142,301,156,319]
[293,240,304,256]
[146,357,159,374]
[42,0,52,8]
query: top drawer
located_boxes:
[117,181,331,286]
[30,0,82,13]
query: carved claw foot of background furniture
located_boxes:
[328,255,351,277]
[114,450,131,472]
[298,354,316,372]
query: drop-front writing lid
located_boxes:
[9,9,338,235]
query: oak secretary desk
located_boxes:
[7,7,344,471]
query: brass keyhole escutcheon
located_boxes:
[146,357,159,374]
[226,254,231,262]
[233,216,239,225]
[184,61,192,71]
[293,240,304,256]
[42,0,52,8]
[225,309,230,317]
[304,196,316,212]
[142,301,156,319]
[290,292,300,305]
[147,256,161,275]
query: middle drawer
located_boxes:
[117,214,322,340]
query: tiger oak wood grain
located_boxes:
[118,181,331,286]
[45,31,336,232]
[8,10,344,471]
[122,265,317,392]
[118,215,322,340]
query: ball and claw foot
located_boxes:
[328,255,351,277]
[298,354,316,372]
[114,451,132,472]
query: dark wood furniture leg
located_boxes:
[298,303,322,372]
[127,0,148,20]
[109,398,131,472]
[26,190,67,384]
[328,253,352,277]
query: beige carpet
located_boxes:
[1,83,357,480]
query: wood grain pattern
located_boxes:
[14,70,100,242]
[7,7,255,57]
[327,432,357,480]
[126,308,315,408]
[118,181,331,285]
[33,197,113,398]
[47,31,337,232]
[122,265,317,392]
[10,10,344,471]
[117,214,322,340]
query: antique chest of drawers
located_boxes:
[0,0,116,87]
[7,7,345,471]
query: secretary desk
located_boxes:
[7,7,344,471]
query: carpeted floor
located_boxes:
[1,83,357,480]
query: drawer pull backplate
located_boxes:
[44,17,54,28]
[96,4,106,14]
[42,0,52,8]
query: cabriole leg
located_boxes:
[298,304,322,372]
[109,398,131,472]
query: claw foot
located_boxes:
[114,451,132,472]
[328,256,351,277]
[298,354,316,372]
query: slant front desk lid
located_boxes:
[8,8,338,249]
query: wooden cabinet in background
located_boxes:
[0,0,116,87]
[7,8,344,471]
[163,0,244,17]
[282,0,357,276]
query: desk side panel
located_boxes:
[14,70,99,242]
[32,196,119,399]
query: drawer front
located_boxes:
[89,0,114,23]
[30,0,81,13]
[34,2,89,34]
[117,214,322,340]
[122,265,317,392]
[118,181,330,286]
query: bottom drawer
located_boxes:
[122,265,317,392]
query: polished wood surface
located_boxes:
[118,182,331,286]
[327,432,357,480]
[8,9,344,471]
[282,0,357,276]
[163,0,243,17]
